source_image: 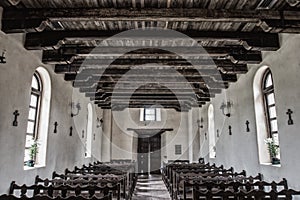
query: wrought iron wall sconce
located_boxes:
[71,102,81,117]
[0,50,6,64]
[246,120,250,132]
[229,125,232,135]
[220,101,233,117]
[13,110,19,126]
[286,109,294,125]
[96,117,103,128]
[197,118,204,128]
[69,127,73,136]
[54,122,58,133]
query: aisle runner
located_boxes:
[132,175,171,200]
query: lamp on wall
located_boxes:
[96,117,103,128]
[197,118,204,128]
[220,101,233,117]
[0,50,6,64]
[71,102,81,117]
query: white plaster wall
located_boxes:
[199,33,300,190]
[107,108,193,163]
[0,31,102,193]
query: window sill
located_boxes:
[260,163,281,167]
[24,165,46,170]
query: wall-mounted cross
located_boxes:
[286,109,294,125]
[54,122,58,133]
[13,110,19,127]
[246,120,250,132]
[69,127,73,136]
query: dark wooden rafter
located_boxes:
[54,59,248,76]
[105,104,192,112]
[3,8,300,33]
[63,69,239,82]
[0,0,299,9]
[24,30,280,51]
[43,47,262,64]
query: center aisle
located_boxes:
[132,174,171,200]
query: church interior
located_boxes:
[0,0,300,199]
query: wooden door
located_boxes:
[149,134,161,174]
[137,134,161,174]
[137,137,149,174]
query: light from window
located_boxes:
[145,108,156,121]
[262,69,279,142]
[85,103,93,158]
[24,73,42,166]
[140,108,161,121]
[208,104,216,158]
[24,68,51,169]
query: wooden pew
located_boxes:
[193,188,300,200]
[9,181,120,200]
[173,170,246,200]
[181,174,262,200]
[0,193,112,200]
[36,175,125,199]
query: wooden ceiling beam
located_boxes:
[63,71,238,83]
[83,88,218,97]
[43,50,262,65]
[101,104,193,112]
[59,58,247,67]
[79,83,223,92]
[84,90,216,98]
[72,78,228,89]
[43,46,262,64]
[24,30,280,51]
[44,46,259,56]
[55,63,248,75]
[3,8,300,32]
[89,95,212,103]
[96,100,198,106]
[5,8,298,21]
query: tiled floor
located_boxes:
[132,174,171,200]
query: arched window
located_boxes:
[85,103,93,158]
[208,104,216,158]
[262,69,278,140]
[24,68,51,169]
[254,66,280,164]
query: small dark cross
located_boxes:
[216,129,219,138]
[69,127,73,136]
[13,110,20,127]
[286,109,294,125]
[0,50,6,64]
[93,133,96,140]
[82,130,85,138]
[246,120,250,132]
[229,125,232,135]
[54,122,58,133]
[205,133,207,140]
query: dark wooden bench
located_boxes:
[9,181,120,200]
[0,193,112,200]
